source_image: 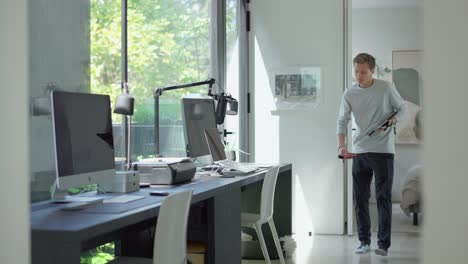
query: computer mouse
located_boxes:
[139,182,151,188]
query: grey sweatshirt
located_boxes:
[336,79,406,154]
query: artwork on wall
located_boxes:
[392,50,423,144]
[271,67,322,110]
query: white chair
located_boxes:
[109,190,193,264]
[241,166,285,264]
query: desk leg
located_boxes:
[206,187,241,264]
[32,233,81,264]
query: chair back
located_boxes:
[153,190,193,264]
[259,166,280,223]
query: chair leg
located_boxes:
[253,223,272,264]
[268,219,286,264]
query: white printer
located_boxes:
[135,157,196,185]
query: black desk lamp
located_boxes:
[153,78,238,155]
[114,81,134,169]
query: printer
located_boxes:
[135,157,196,185]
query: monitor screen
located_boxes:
[182,97,217,158]
[51,91,115,186]
[204,128,226,161]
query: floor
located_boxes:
[242,203,421,264]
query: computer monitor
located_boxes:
[204,128,226,161]
[51,91,116,192]
[181,97,217,158]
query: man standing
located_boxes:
[336,53,406,256]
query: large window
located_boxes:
[30,0,243,261]
[91,0,212,160]
[127,0,212,159]
[90,0,124,163]
[30,0,242,199]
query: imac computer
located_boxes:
[51,91,116,201]
[181,97,217,158]
[204,127,258,174]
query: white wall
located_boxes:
[352,7,423,201]
[423,1,468,263]
[353,7,422,73]
[250,0,345,235]
[0,1,30,263]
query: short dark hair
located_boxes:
[353,53,376,71]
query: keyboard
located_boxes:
[61,202,90,211]
[200,165,223,172]
[215,160,258,174]
[103,194,145,204]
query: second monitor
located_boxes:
[181,97,217,158]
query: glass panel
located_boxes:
[29,0,98,202]
[128,0,212,159]
[90,0,124,167]
[29,0,124,203]
[225,0,240,155]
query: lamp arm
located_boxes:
[152,77,237,156]
[153,78,215,156]
[154,78,215,96]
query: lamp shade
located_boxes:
[114,92,134,116]
[226,98,238,115]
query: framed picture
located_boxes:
[271,67,322,110]
[392,50,423,144]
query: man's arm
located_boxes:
[336,94,351,136]
[336,95,356,159]
[337,133,355,159]
[389,83,407,122]
[337,133,346,148]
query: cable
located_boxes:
[213,79,226,93]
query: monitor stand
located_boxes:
[50,180,104,203]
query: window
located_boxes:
[90,0,124,164]
[30,0,243,261]
[128,0,212,159]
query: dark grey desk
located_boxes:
[31,164,292,264]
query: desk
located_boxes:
[31,164,292,264]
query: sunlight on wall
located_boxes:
[250,0,345,236]
[253,36,279,163]
[294,174,316,236]
[293,178,316,263]
[292,160,342,235]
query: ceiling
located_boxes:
[353,0,421,9]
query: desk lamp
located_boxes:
[114,81,134,170]
[153,78,238,155]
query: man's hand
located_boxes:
[377,116,397,133]
[338,146,357,160]
[388,116,397,125]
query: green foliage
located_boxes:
[80,243,115,264]
[90,0,211,124]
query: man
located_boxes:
[336,53,406,256]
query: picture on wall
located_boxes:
[272,67,322,110]
[392,50,423,144]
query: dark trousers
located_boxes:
[353,152,394,249]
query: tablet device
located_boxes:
[368,111,398,136]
